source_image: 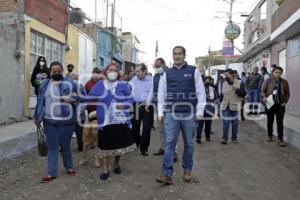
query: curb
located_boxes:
[0,131,37,161]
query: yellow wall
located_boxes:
[64,25,79,73]
[24,18,66,116]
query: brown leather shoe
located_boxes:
[153,148,164,155]
[267,136,273,142]
[156,175,172,185]
[183,171,192,182]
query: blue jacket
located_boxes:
[34,78,86,124]
[88,80,133,129]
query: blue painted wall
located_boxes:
[96,28,112,70]
[96,28,123,70]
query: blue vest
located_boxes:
[166,65,197,113]
[152,73,162,104]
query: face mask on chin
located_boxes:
[51,74,63,81]
[107,72,118,82]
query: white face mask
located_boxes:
[39,61,45,67]
[107,72,118,82]
[156,67,164,74]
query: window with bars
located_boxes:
[29,30,64,96]
[30,31,64,73]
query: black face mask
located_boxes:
[51,74,63,81]
[68,68,73,73]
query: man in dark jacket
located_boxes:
[261,66,290,146]
[246,67,262,115]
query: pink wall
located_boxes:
[271,41,287,65]
[287,38,300,114]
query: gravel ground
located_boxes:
[0,120,300,200]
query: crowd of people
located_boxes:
[31,45,290,185]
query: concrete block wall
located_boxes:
[0,13,26,125]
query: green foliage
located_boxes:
[276,0,285,6]
[201,52,226,68]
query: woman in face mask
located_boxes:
[88,63,136,181]
[34,61,86,183]
[31,56,50,95]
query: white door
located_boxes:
[78,33,95,85]
[278,49,287,78]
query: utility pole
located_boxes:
[155,40,159,58]
[208,46,211,75]
[111,0,115,29]
[105,0,109,28]
[225,0,234,69]
[95,0,97,23]
[111,0,116,62]
[229,0,233,22]
[107,0,118,64]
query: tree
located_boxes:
[276,0,285,6]
[201,52,226,69]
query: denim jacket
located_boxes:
[34,78,86,124]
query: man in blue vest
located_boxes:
[156,46,206,185]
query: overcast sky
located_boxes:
[72,0,259,69]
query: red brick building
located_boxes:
[25,0,68,34]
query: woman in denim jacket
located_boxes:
[34,61,86,183]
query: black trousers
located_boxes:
[196,112,212,140]
[131,103,154,152]
[266,103,285,141]
[74,122,84,149]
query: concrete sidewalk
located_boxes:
[0,120,36,160]
[255,112,300,149]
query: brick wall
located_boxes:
[25,0,67,34]
[272,0,300,31]
[0,0,17,12]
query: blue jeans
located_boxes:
[43,119,75,177]
[222,107,238,141]
[162,113,196,176]
[247,89,260,112]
